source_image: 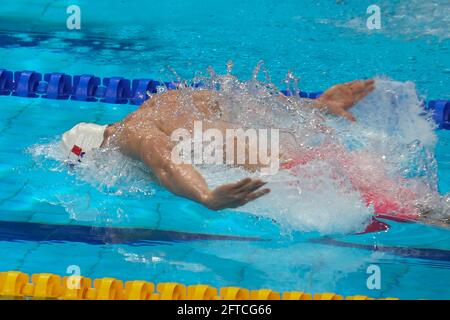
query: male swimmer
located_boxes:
[61,79,402,212]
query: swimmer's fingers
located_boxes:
[236,179,267,194]
[226,178,266,194]
[219,178,263,194]
[365,79,375,90]
[347,79,374,96]
[348,79,374,90]
[361,79,375,88]
[348,79,375,109]
[233,179,269,206]
[243,188,271,203]
[336,109,356,122]
[355,80,375,93]
[358,80,375,95]
[231,178,253,190]
[352,89,372,105]
[208,178,269,210]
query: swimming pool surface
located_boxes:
[0,0,449,299]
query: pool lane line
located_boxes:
[2,219,448,261]
[0,220,264,245]
[310,237,450,262]
[0,270,396,300]
[1,69,449,128]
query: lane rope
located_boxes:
[0,270,398,300]
[1,69,448,129]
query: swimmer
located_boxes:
[60,79,377,210]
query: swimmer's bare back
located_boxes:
[101,90,270,210]
[101,80,374,210]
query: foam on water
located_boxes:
[28,69,449,234]
[28,140,157,222]
[29,141,155,197]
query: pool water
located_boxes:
[0,0,449,299]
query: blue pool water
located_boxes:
[0,0,449,299]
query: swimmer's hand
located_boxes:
[204,178,271,210]
[316,79,375,122]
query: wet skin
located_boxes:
[101,79,375,210]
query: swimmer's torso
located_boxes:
[122,90,225,134]
[104,90,295,167]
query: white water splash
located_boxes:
[28,70,448,234]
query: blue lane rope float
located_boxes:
[426,100,450,129]
[1,69,449,129]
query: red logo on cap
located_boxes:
[71,145,82,156]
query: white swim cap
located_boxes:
[61,122,107,157]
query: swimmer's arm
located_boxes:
[139,128,270,210]
[292,79,375,121]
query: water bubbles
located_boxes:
[156,85,167,94]
[196,74,448,231]
[251,60,265,80]
[207,65,217,79]
[284,70,301,96]
[226,60,234,75]
[165,64,182,84]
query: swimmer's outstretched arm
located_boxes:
[303,79,375,121]
[138,127,271,210]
